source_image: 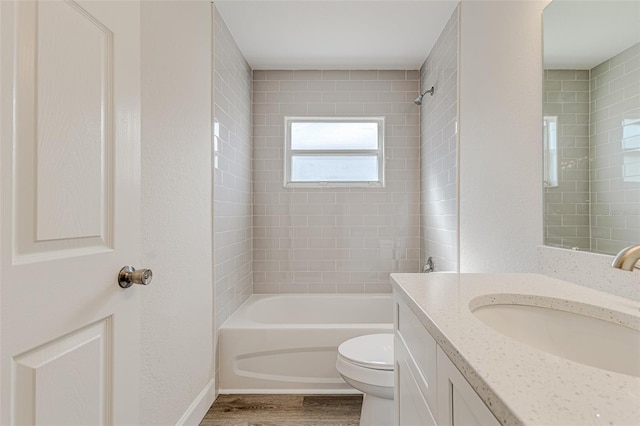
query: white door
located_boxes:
[0,1,142,424]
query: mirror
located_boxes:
[543,0,640,255]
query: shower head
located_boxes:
[414,86,435,105]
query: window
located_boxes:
[284,117,385,187]
[622,118,640,183]
[543,115,558,187]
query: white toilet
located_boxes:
[336,333,394,426]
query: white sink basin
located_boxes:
[471,298,640,377]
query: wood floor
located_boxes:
[199,394,363,426]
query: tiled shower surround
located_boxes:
[419,6,458,272]
[543,43,640,254]
[252,70,421,293]
[589,43,640,253]
[213,9,252,327]
[543,69,591,250]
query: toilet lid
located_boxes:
[337,333,394,370]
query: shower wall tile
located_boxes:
[420,6,459,272]
[590,43,640,253]
[543,43,640,254]
[213,8,252,329]
[252,70,421,294]
[543,69,591,250]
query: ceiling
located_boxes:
[543,0,640,69]
[214,0,459,70]
[214,0,640,71]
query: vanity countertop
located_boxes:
[390,272,640,426]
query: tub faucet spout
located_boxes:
[423,257,435,273]
[611,245,640,271]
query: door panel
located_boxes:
[1,1,141,424]
[13,0,116,263]
[13,319,112,425]
[34,0,111,242]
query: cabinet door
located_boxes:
[436,347,500,426]
[395,297,438,410]
[395,339,437,426]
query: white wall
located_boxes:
[458,0,546,273]
[141,2,215,424]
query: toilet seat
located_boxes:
[337,333,394,370]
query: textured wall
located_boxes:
[420,6,459,272]
[543,70,591,250]
[140,2,214,424]
[213,6,253,376]
[458,1,545,273]
[589,43,640,254]
[252,70,421,293]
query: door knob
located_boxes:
[118,265,153,288]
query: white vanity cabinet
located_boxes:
[394,294,500,426]
[394,295,438,426]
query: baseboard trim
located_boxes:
[176,377,216,426]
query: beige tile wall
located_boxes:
[420,6,458,272]
[543,69,591,250]
[590,43,640,253]
[543,43,640,254]
[252,70,421,293]
[213,8,252,328]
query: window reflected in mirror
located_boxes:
[543,115,558,188]
[622,118,640,184]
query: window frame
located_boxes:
[283,116,385,188]
[622,118,640,183]
[543,115,558,188]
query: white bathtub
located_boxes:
[218,293,393,394]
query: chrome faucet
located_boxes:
[423,257,435,273]
[611,245,640,271]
